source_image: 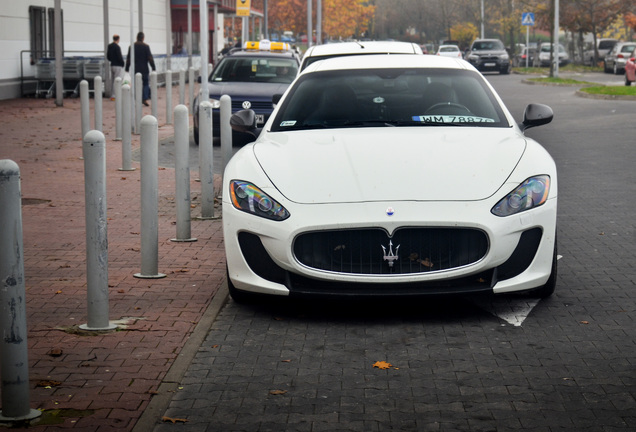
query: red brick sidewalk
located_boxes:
[0,85,225,430]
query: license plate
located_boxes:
[484,62,496,67]
[256,114,265,124]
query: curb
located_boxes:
[131,283,229,431]
[575,89,636,101]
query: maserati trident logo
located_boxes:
[242,101,252,109]
[382,240,400,268]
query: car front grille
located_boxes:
[231,100,272,112]
[293,228,488,275]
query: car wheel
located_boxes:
[604,61,611,73]
[613,63,619,75]
[530,241,557,299]
[625,77,632,86]
[226,268,258,304]
[500,64,510,75]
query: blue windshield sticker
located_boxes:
[280,120,297,127]
[413,115,495,123]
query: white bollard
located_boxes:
[94,76,103,132]
[189,67,195,114]
[171,105,196,242]
[150,71,158,118]
[134,116,166,279]
[119,84,135,172]
[179,69,185,106]
[114,76,123,141]
[198,101,217,219]
[80,80,90,139]
[135,72,143,134]
[166,70,173,125]
[80,131,117,332]
[220,95,233,173]
[0,160,41,423]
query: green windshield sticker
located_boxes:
[413,115,495,123]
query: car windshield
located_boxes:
[472,40,504,50]
[271,68,510,132]
[210,56,298,83]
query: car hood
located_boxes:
[208,81,290,100]
[253,127,525,203]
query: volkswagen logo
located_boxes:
[242,101,252,109]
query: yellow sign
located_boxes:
[236,0,251,16]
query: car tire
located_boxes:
[604,61,611,73]
[500,64,510,75]
[530,240,557,299]
[613,63,619,75]
[625,77,632,86]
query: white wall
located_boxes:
[0,0,169,99]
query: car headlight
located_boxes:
[468,54,479,61]
[491,175,550,217]
[229,180,290,221]
[500,53,509,60]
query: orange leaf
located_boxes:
[372,361,393,370]
[269,390,288,395]
[162,416,188,423]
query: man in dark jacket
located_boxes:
[107,35,124,98]
[125,32,156,106]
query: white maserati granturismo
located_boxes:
[223,54,557,302]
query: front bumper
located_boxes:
[223,197,557,297]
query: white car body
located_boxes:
[223,55,557,300]
[436,44,463,59]
[300,40,423,71]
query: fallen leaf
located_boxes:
[372,361,393,370]
[37,380,62,387]
[269,390,288,395]
[580,321,589,325]
[281,359,291,363]
[211,345,219,348]
[162,416,188,423]
[117,289,125,293]
[47,348,63,357]
[55,290,63,294]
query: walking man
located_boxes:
[107,35,124,99]
[125,32,156,106]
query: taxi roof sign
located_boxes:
[243,40,291,52]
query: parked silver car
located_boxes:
[535,43,569,67]
[604,42,636,74]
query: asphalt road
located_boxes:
[153,72,636,431]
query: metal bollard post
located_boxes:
[150,71,158,118]
[171,105,196,243]
[119,84,135,172]
[114,76,123,141]
[198,101,217,219]
[79,132,117,332]
[0,160,41,422]
[220,95,233,173]
[179,69,185,106]
[188,67,195,114]
[94,76,103,132]
[135,72,142,134]
[80,80,90,139]
[134,116,166,279]
[165,70,173,125]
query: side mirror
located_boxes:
[519,103,553,131]
[230,109,261,139]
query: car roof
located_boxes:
[302,53,473,74]
[303,41,423,58]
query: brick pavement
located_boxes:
[0,84,227,430]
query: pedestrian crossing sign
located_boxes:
[522,12,535,26]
